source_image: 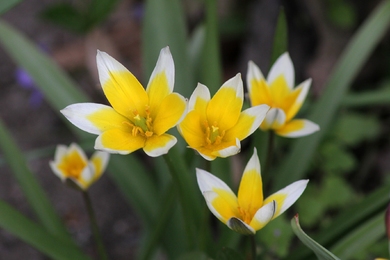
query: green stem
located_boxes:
[163,149,199,249]
[82,191,108,260]
[139,182,177,260]
[250,235,257,260]
[263,131,275,185]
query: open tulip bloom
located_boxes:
[196,148,308,235]
[50,143,109,190]
[178,74,270,161]
[61,47,187,156]
[247,53,319,137]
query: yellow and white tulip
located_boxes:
[61,47,187,156]
[50,143,109,190]
[178,74,269,161]
[196,148,308,234]
[247,53,319,137]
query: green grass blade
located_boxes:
[199,0,222,94]
[0,200,89,260]
[142,0,194,98]
[0,20,90,138]
[288,181,390,259]
[0,119,73,244]
[342,82,390,107]
[273,0,390,190]
[271,7,288,64]
[330,212,384,258]
[291,215,340,260]
[108,155,158,226]
[0,0,22,15]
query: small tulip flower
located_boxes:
[247,53,319,137]
[61,47,187,156]
[50,143,109,190]
[196,148,308,235]
[178,74,270,161]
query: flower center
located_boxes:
[237,206,252,225]
[204,121,225,146]
[124,106,154,138]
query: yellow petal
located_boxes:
[267,52,294,89]
[95,128,145,154]
[249,200,276,231]
[275,119,319,138]
[269,75,291,107]
[263,180,308,219]
[207,74,243,130]
[237,148,263,223]
[97,51,148,118]
[283,79,311,121]
[153,93,187,135]
[196,139,240,161]
[189,83,210,125]
[247,61,273,106]
[224,104,269,141]
[178,110,206,149]
[143,134,177,157]
[90,151,110,181]
[196,169,240,223]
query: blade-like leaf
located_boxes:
[273,0,390,190]
[330,212,384,259]
[142,0,194,98]
[288,181,390,259]
[0,200,89,260]
[0,119,74,244]
[0,20,90,139]
[291,215,340,260]
[271,7,288,64]
[199,0,222,95]
[0,0,22,15]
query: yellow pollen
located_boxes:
[125,106,155,138]
[204,121,225,146]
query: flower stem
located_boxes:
[163,148,200,249]
[250,234,257,260]
[264,131,275,185]
[82,191,108,260]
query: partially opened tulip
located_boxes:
[196,148,308,235]
[178,74,269,161]
[247,53,319,137]
[50,143,109,190]
[61,47,187,156]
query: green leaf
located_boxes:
[326,0,357,29]
[342,80,390,107]
[331,112,381,145]
[272,0,390,191]
[40,3,87,33]
[0,0,22,15]
[86,0,120,30]
[199,0,222,95]
[291,215,340,260]
[330,212,384,259]
[288,180,390,259]
[0,200,89,260]
[142,0,194,98]
[320,143,356,174]
[0,20,90,139]
[271,7,288,64]
[0,119,73,244]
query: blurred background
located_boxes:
[0,0,389,259]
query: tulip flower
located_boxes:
[50,143,109,190]
[178,74,270,160]
[196,148,308,235]
[61,47,187,156]
[247,53,319,137]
